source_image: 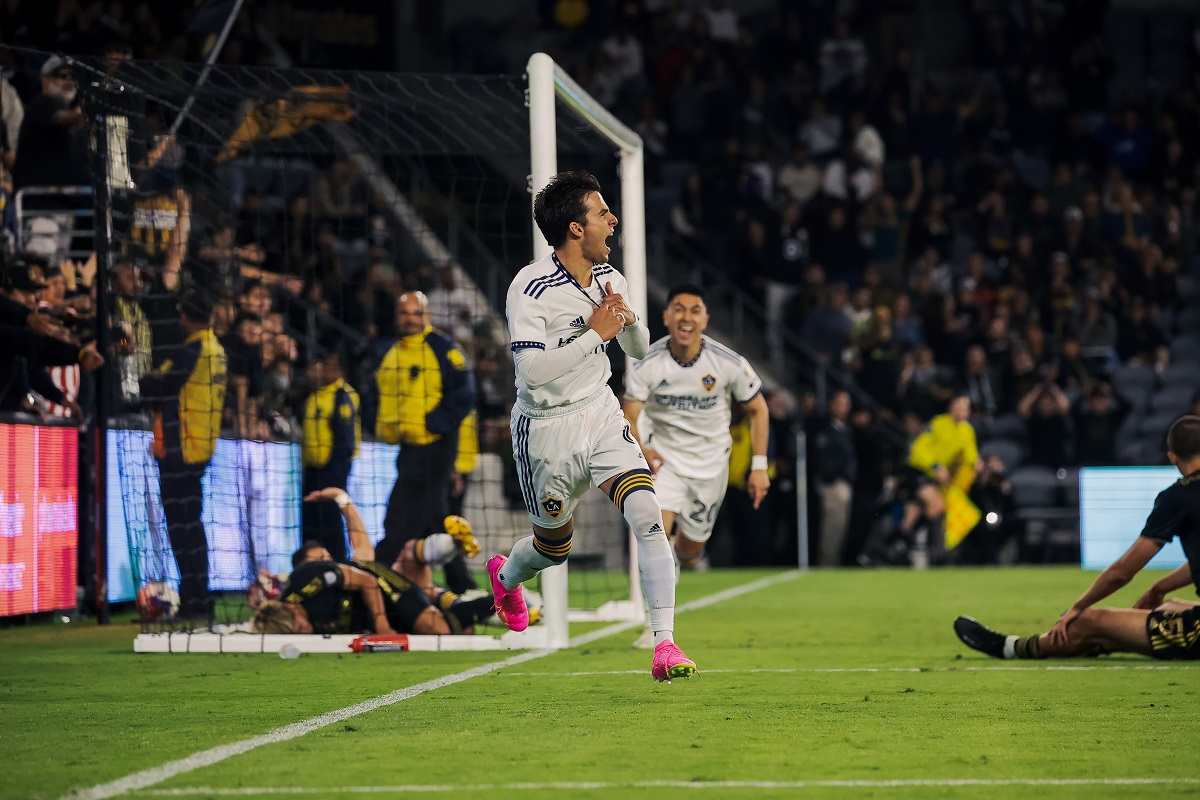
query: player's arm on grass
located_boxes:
[1049,536,1162,646]
[1134,563,1193,610]
[742,392,771,508]
[338,564,396,635]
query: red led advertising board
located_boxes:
[0,422,78,616]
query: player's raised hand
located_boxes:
[602,281,636,327]
[748,468,770,509]
[587,302,625,341]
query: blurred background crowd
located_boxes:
[2,0,1200,570]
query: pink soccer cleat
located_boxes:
[652,640,697,683]
[487,555,529,632]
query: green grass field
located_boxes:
[3,567,1199,800]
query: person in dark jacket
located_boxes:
[300,348,360,562]
[813,390,856,566]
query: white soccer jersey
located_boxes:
[625,335,763,479]
[507,252,627,408]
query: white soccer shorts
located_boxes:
[652,463,730,544]
[510,392,647,528]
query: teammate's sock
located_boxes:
[418,534,458,567]
[498,533,565,589]
[610,478,676,636]
[438,592,496,629]
[678,551,704,571]
[1013,635,1046,659]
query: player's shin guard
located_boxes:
[498,530,571,589]
[612,476,675,637]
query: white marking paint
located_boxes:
[498,663,1200,677]
[64,571,800,800]
[140,777,1200,795]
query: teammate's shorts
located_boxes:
[511,392,646,528]
[653,463,729,544]
[1147,607,1200,660]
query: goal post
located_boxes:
[526,53,647,648]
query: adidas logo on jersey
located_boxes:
[569,316,587,329]
[648,523,663,533]
[656,379,670,389]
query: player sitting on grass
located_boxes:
[955,415,1200,661]
[251,488,498,635]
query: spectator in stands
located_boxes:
[1053,336,1097,396]
[313,157,369,219]
[855,305,902,411]
[12,55,86,190]
[301,348,360,562]
[1017,381,1071,469]
[961,344,1001,425]
[801,281,851,365]
[813,390,855,567]
[1072,383,1131,467]
[777,146,821,206]
[139,290,226,621]
[221,311,265,440]
[110,254,151,407]
[0,69,20,168]
[373,291,477,591]
[1116,299,1168,366]
[959,453,1015,565]
[426,265,478,349]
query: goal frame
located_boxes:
[527,52,648,649]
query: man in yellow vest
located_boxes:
[301,347,360,561]
[140,290,227,621]
[374,291,476,591]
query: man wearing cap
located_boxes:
[12,55,87,191]
[139,290,227,621]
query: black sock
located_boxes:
[1014,635,1044,659]
[445,595,497,629]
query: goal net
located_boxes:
[67,50,642,651]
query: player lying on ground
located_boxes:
[955,415,1200,661]
[251,487,498,635]
[491,170,695,681]
[622,282,769,648]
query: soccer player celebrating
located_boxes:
[622,284,769,647]
[955,415,1200,661]
[489,170,696,681]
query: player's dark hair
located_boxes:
[666,283,707,305]
[534,170,601,248]
[292,539,330,570]
[1167,415,1200,461]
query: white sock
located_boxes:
[421,534,457,567]
[1002,635,1018,660]
[498,535,556,589]
[620,490,676,635]
[654,630,672,647]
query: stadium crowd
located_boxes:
[2,1,1200,574]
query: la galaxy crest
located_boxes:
[541,494,564,518]
[701,373,717,392]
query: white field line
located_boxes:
[140,777,1200,795]
[63,571,800,800]
[499,663,1200,676]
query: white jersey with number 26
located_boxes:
[624,335,763,480]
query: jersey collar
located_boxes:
[670,340,705,368]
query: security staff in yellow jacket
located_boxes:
[374,291,476,590]
[899,394,980,543]
[301,347,360,561]
[140,290,227,619]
